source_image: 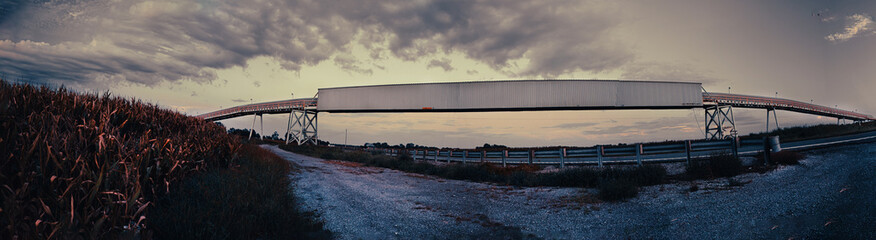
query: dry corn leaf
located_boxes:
[39,198,53,217]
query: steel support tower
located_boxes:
[285,105,318,145]
[705,105,737,140]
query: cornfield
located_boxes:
[0,80,240,238]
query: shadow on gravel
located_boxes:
[452,213,541,240]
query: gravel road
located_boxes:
[264,143,875,239]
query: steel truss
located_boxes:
[285,106,318,145]
[705,105,737,140]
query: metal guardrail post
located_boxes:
[763,137,771,165]
[435,150,439,162]
[635,144,642,166]
[448,150,453,163]
[684,140,692,167]
[732,137,739,159]
[528,149,534,165]
[463,150,468,164]
[502,150,507,167]
[481,150,486,163]
[560,148,566,168]
[597,145,603,167]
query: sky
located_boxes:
[1,0,875,148]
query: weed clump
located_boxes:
[688,183,700,192]
[685,159,713,180]
[709,153,742,178]
[686,152,742,179]
[597,179,639,201]
[770,151,804,165]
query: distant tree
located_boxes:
[227,128,259,139]
[364,142,383,148]
[271,131,280,140]
[478,143,507,149]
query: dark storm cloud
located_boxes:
[426,58,454,72]
[360,0,632,76]
[333,53,374,75]
[0,0,29,25]
[0,0,632,86]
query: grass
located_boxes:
[280,144,666,201]
[743,121,876,143]
[597,179,638,201]
[149,145,331,239]
[685,152,743,180]
[0,80,327,239]
[756,150,805,166]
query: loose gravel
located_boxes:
[264,143,875,239]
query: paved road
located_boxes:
[266,142,875,239]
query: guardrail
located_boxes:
[368,137,773,167]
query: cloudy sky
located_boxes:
[2,0,875,147]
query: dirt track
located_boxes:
[265,143,875,239]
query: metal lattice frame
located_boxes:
[285,106,318,145]
[705,105,737,140]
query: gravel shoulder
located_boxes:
[264,143,876,239]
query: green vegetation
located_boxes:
[684,150,805,182]
[597,179,639,201]
[0,81,327,239]
[757,150,805,166]
[150,145,330,239]
[685,152,743,180]
[280,144,667,201]
[743,121,876,142]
